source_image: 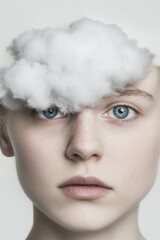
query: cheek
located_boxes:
[9,125,66,200]
[105,118,160,202]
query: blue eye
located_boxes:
[105,104,137,121]
[113,106,129,119]
[35,106,65,120]
[42,107,59,119]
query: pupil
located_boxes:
[118,108,123,113]
[49,109,53,113]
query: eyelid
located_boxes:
[102,102,140,124]
[31,107,66,121]
[106,102,140,113]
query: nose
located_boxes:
[65,109,103,162]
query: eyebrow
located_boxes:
[115,88,154,101]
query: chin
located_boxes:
[48,207,119,233]
[57,219,109,233]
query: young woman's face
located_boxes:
[4,66,160,231]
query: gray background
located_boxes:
[0,1,160,239]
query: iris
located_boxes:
[113,106,129,119]
[42,107,59,119]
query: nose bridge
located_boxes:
[73,109,96,139]
[66,109,103,161]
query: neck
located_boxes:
[26,205,146,240]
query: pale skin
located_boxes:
[0,66,160,240]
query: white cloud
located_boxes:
[0,18,153,112]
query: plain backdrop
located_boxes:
[0,1,160,240]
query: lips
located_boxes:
[58,176,112,200]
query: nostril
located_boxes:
[67,152,101,162]
[92,154,100,159]
[72,153,82,160]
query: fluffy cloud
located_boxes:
[0,18,153,112]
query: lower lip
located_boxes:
[59,185,110,200]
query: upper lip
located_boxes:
[58,176,112,189]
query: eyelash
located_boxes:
[104,103,139,125]
[30,103,140,126]
[31,108,67,121]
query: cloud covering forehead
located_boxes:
[0,18,153,112]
